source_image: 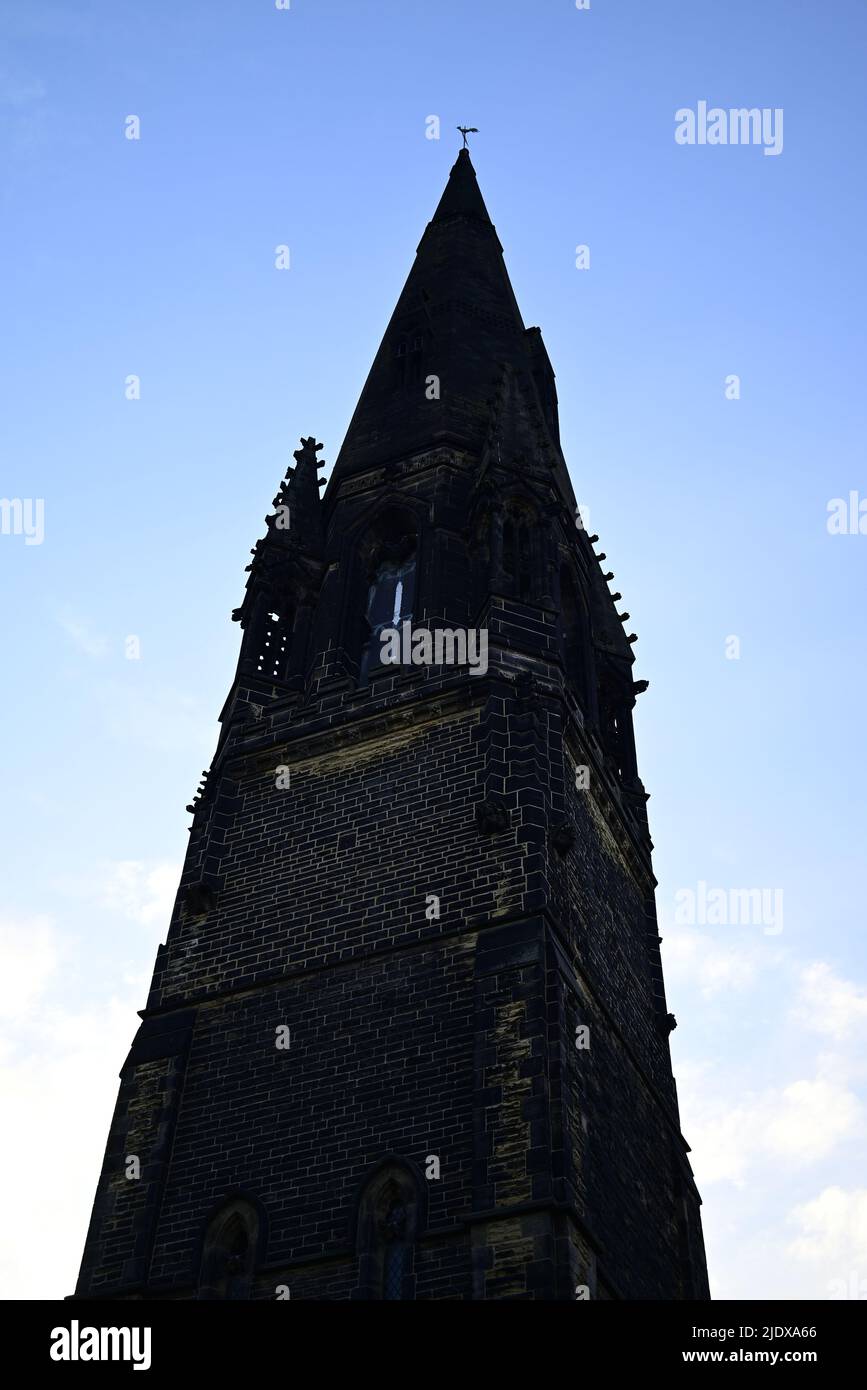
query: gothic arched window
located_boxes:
[354,1162,422,1300]
[381,1194,410,1299]
[559,567,591,711]
[198,1198,261,1301]
[503,507,534,601]
[360,551,416,681]
[597,670,635,781]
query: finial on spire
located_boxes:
[457,125,478,149]
[293,436,324,467]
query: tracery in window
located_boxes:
[355,1162,421,1300]
[198,1198,260,1301]
[502,506,534,600]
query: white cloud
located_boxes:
[662,926,781,998]
[675,945,867,1299]
[0,910,146,1298]
[683,1103,754,1187]
[784,1187,867,1298]
[52,859,180,943]
[99,860,179,929]
[0,917,60,1020]
[787,1187,867,1266]
[763,1078,861,1164]
[793,962,867,1042]
[678,1065,862,1188]
[0,990,143,1299]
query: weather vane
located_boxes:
[457,125,479,149]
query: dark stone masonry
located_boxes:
[74,149,710,1301]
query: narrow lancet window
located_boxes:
[360,553,416,680]
[355,1162,421,1300]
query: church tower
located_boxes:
[74,148,709,1301]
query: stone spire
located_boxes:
[328,149,575,509]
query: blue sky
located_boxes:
[1,0,866,1300]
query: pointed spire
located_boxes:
[329,148,575,506]
[430,147,493,226]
